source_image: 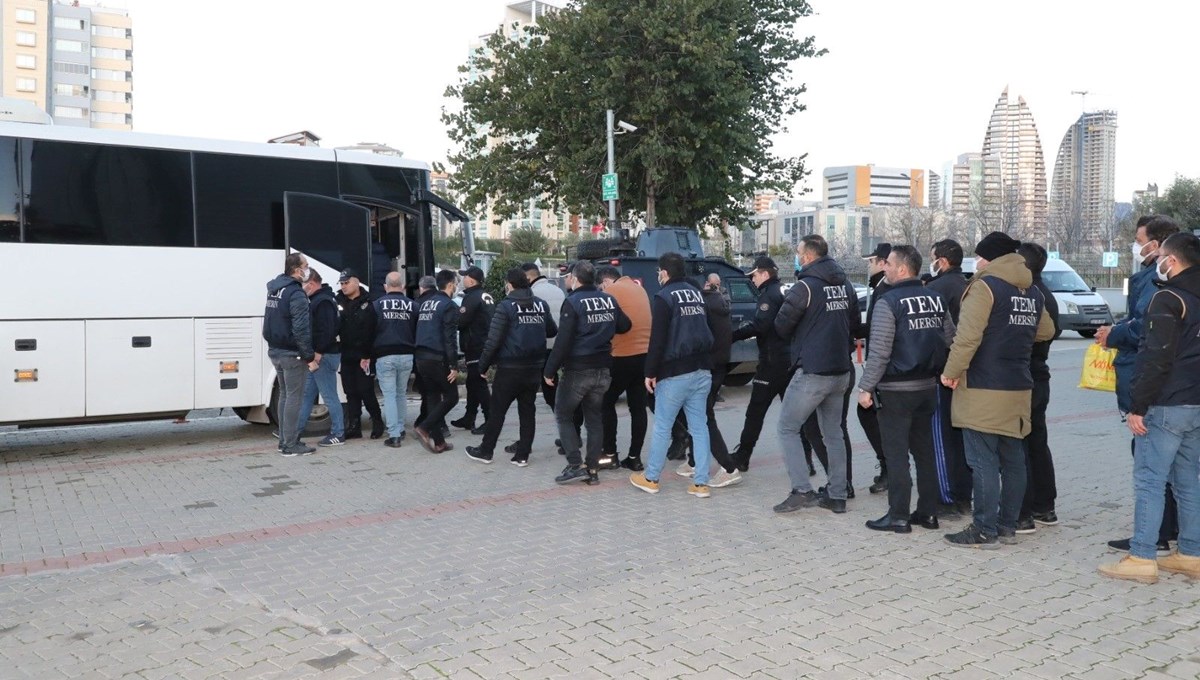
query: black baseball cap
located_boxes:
[458,266,485,282]
[863,243,891,260]
[337,268,360,283]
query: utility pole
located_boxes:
[605,109,620,235]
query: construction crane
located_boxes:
[1071,90,1089,113]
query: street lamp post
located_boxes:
[605,109,620,235]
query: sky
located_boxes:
[122,0,1200,203]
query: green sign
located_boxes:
[602,173,619,201]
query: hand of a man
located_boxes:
[544,375,555,387]
[447,369,459,384]
[1095,325,1112,347]
[644,377,657,394]
[940,375,959,390]
[857,390,873,409]
[1127,414,1147,437]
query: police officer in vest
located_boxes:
[858,245,956,533]
[336,268,386,440]
[412,270,460,453]
[941,232,1055,549]
[263,252,317,456]
[629,252,717,497]
[452,266,494,434]
[363,271,417,448]
[729,256,791,472]
[466,268,558,466]
[546,261,631,485]
[772,235,861,513]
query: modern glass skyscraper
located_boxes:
[1050,110,1118,248]
[980,87,1048,241]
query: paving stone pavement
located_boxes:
[2,335,1199,679]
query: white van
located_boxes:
[961,257,1112,338]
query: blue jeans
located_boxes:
[645,370,712,486]
[1132,405,1200,559]
[963,429,1026,537]
[376,354,414,439]
[297,353,345,438]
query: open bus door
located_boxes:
[283,192,372,284]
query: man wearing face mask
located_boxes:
[926,239,970,516]
[858,243,893,494]
[1096,215,1181,553]
[263,253,317,456]
[1099,231,1200,584]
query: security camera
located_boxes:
[617,121,638,133]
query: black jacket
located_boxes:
[545,285,631,376]
[336,289,376,362]
[457,285,495,359]
[925,266,969,325]
[414,289,458,364]
[262,274,314,361]
[308,283,341,354]
[478,288,558,372]
[1029,278,1059,382]
[703,285,732,367]
[730,276,789,369]
[775,257,860,375]
[366,291,416,358]
[1130,267,1200,415]
[645,279,714,380]
[858,269,892,343]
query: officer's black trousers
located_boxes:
[414,359,459,446]
[601,353,649,460]
[1021,379,1056,517]
[735,365,790,463]
[340,358,382,433]
[856,403,886,474]
[462,358,491,425]
[478,365,541,458]
[877,387,939,519]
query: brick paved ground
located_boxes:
[2,335,1199,679]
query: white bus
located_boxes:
[0,121,468,428]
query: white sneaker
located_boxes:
[675,461,695,477]
[708,467,742,488]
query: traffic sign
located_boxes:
[1102,251,1119,268]
[602,173,619,201]
[1047,251,1060,260]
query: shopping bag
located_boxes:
[1078,343,1117,392]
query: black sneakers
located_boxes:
[945,524,999,550]
[997,526,1018,545]
[1015,517,1037,534]
[555,464,596,484]
[465,446,493,464]
[869,475,888,494]
[450,417,475,430]
[817,485,855,501]
[1032,511,1059,525]
[470,424,488,436]
[818,495,846,514]
[597,452,620,470]
[619,456,644,472]
[1107,537,1172,553]
[773,490,819,513]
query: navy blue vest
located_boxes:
[497,295,553,363]
[878,280,947,381]
[263,278,304,351]
[563,286,620,358]
[967,277,1043,390]
[790,278,855,375]
[655,281,713,364]
[1148,286,1200,407]
[372,291,415,355]
[415,292,456,356]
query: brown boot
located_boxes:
[1158,552,1200,579]
[1098,555,1158,584]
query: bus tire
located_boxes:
[1077,329,1096,339]
[265,380,281,426]
[233,406,254,422]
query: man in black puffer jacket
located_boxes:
[296,269,345,448]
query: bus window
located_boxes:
[194,153,337,249]
[0,138,17,242]
[338,163,420,211]
[23,140,194,247]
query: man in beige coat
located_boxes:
[940,232,1055,549]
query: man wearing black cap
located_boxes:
[858,242,892,494]
[729,256,791,472]
[451,266,494,434]
[336,268,385,440]
[941,232,1055,549]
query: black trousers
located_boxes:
[414,359,459,446]
[856,403,886,474]
[877,387,939,518]
[736,364,790,462]
[683,363,736,473]
[555,368,610,468]
[934,383,971,503]
[602,354,649,459]
[1021,379,1056,517]
[478,365,541,459]
[461,358,491,424]
[807,375,855,485]
[340,358,381,432]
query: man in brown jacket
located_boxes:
[940,232,1055,549]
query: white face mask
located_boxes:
[1132,241,1150,265]
[1157,257,1172,282]
[299,267,311,282]
[929,261,940,277]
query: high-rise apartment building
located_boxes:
[927,171,943,209]
[1050,110,1117,245]
[823,165,926,209]
[948,151,1001,246]
[0,0,133,129]
[979,87,1048,239]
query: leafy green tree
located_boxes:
[1147,176,1200,230]
[444,0,822,230]
[482,258,525,302]
[509,225,549,254]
